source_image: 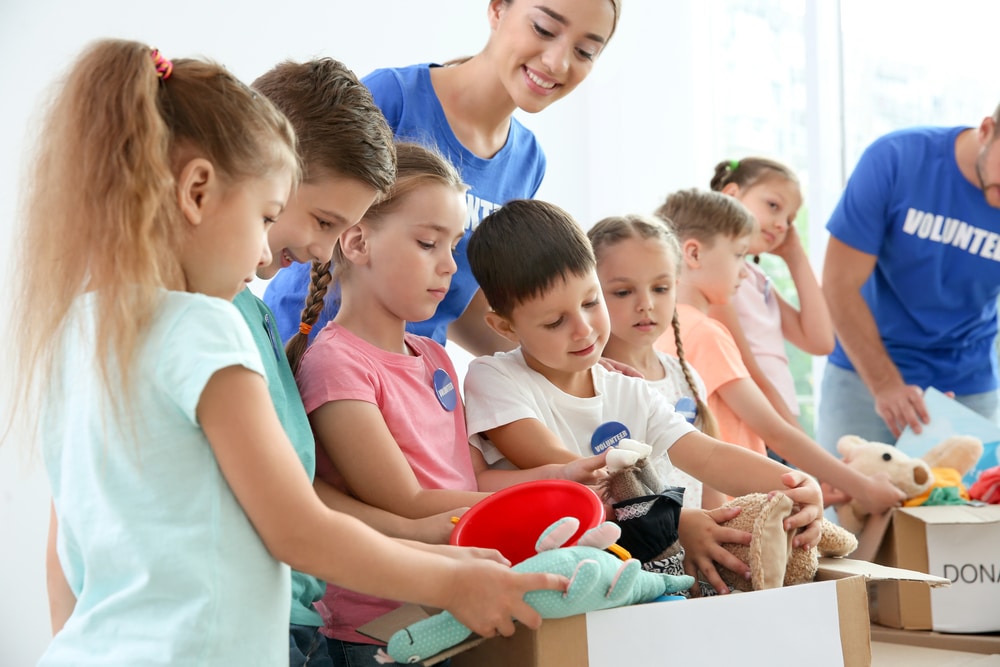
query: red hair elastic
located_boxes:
[150,49,173,80]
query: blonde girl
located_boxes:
[708,158,834,432]
[654,189,904,518]
[588,214,726,510]
[11,40,564,666]
[289,143,602,664]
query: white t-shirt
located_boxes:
[647,351,710,508]
[464,349,695,471]
[41,292,289,666]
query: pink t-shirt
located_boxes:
[658,304,766,457]
[731,262,799,415]
[296,323,477,644]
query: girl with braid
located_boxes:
[589,214,726,510]
[289,144,603,666]
[653,189,904,517]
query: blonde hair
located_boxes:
[655,188,756,246]
[588,214,720,438]
[10,39,298,439]
[285,142,466,373]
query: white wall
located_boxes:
[0,3,720,663]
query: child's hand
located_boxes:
[859,472,905,516]
[677,506,752,595]
[559,453,609,485]
[443,561,568,638]
[598,357,644,378]
[421,543,511,566]
[820,481,851,507]
[778,471,824,549]
[770,223,803,261]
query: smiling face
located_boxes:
[597,236,679,352]
[487,0,616,114]
[257,174,379,280]
[496,269,609,381]
[724,177,801,255]
[359,182,468,324]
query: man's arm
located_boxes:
[821,237,928,436]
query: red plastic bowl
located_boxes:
[450,479,605,565]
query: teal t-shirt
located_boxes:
[42,291,289,665]
[233,288,325,627]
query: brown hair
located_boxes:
[709,156,798,193]
[588,214,719,438]
[10,39,297,437]
[655,188,756,246]
[445,0,622,66]
[285,142,466,373]
[252,58,396,191]
[469,199,594,319]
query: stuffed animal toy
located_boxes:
[378,517,693,664]
[835,434,983,533]
[600,439,685,568]
[600,439,857,593]
[713,492,858,592]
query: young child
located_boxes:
[265,0,622,355]
[291,144,603,664]
[653,189,904,516]
[13,40,565,665]
[463,199,826,595]
[708,157,834,431]
[250,58,476,667]
[588,213,726,511]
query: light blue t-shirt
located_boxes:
[41,291,289,666]
[263,62,547,346]
[827,125,1000,394]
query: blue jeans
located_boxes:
[816,363,1000,455]
[289,624,334,667]
[327,638,386,667]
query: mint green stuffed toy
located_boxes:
[379,517,694,664]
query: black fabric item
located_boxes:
[612,487,684,563]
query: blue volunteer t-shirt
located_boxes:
[826,125,1000,394]
[263,63,546,346]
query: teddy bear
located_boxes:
[835,434,983,534]
[600,439,858,592]
[379,517,693,664]
[714,492,858,592]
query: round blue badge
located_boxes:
[590,421,631,455]
[674,396,697,424]
[432,368,457,412]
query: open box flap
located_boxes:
[816,557,950,587]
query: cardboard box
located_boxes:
[864,505,1000,633]
[362,559,947,667]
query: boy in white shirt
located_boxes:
[464,199,824,594]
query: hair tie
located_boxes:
[728,159,740,172]
[298,322,313,336]
[150,49,173,80]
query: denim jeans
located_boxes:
[816,363,999,456]
[289,624,335,667]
